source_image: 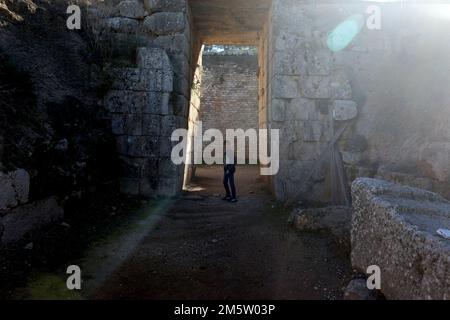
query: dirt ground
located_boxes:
[92,165,353,300]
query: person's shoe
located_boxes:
[222,196,231,201]
[229,198,238,203]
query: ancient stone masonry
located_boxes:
[267,0,358,203]
[265,0,450,204]
[351,178,450,300]
[200,48,259,159]
[91,0,198,197]
[104,47,182,196]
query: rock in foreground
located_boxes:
[351,178,450,300]
[291,206,352,253]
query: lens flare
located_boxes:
[327,14,365,52]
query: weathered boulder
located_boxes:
[351,178,450,300]
[291,205,352,252]
[0,169,30,210]
[0,197,64,247]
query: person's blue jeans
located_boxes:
[223,170,236,199]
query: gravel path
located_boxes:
[93,166,352,299]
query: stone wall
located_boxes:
[351,178,450,300]
[90,1,450,203]
[199,51,259,158]
[267,0,450,203]
[90,0,198,197]
[268,0,351,203]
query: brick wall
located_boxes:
[200,54,259,140]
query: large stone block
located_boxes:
[271,99,286,122]
[157,176,181,197]
[172,94,189,117]
[160,115,186,137]
[300,75,352,100]
[118,156,144,179]
[332,100,358,121]
[291,206,352,252]
[0,169,30,211]
[105,90,170,114]
[111,113,143,135]
[136,47,172,71]
[0,197,63,247]
[110,68,173,92]
[108,33,149,60]
[142,114,161,136]
[149,34,190,56]
[139,177,157,197]
[143,0,186,12]
[168,53,190,77]
[303,121,330,142]
[105,17,140,33]
[300,76,330,99]
[286,98,318,121]
[117,0,147,19]
[143,12,185,35]
[351,178,450,300]
[272,76,299,99]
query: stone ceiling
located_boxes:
[190,0,272,44]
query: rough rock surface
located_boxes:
[0,197,64,248]
[0,0,117,201]
[0,169,30,210]
[351,178,450,300]
[291,206,352,252]
[343,278,377,300]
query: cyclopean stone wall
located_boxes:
[89,0,198,197]
[267,0,354,204]
[266,0,450,203]
[89,0,450,204]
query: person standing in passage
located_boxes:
[223,140,237,203]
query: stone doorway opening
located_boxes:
[183,0,273,194]
[183,44,264,196]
